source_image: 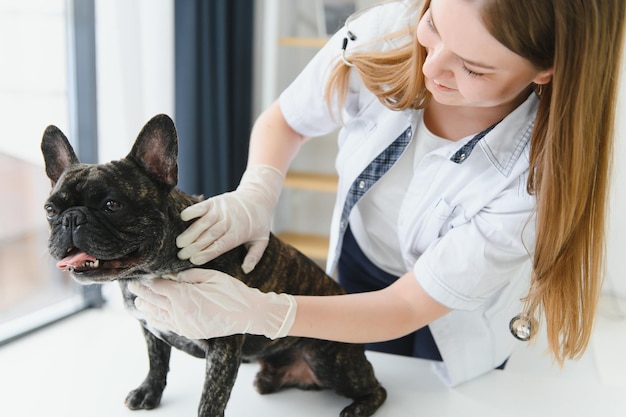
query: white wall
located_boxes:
[94,0,174,164]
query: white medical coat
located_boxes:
[279,0,537,386]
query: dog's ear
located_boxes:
[128,114,178,188]
[41,125,80,185]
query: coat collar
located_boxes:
[476,94,539,177]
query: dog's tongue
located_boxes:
[57,251,96,270]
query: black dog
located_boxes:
[41,114,386,417]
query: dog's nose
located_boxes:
[62,210,87,229]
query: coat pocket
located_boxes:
[410,199,457,253]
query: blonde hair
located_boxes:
[326,0,626,364]
[325,3,427,111]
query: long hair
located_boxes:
[326,0,626,364]
[324,1,428,112]
[483,0,625,364]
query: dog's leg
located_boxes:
[125,326,172,410]
[308,343,387,417]
[197,336,244,417]
[335,352,387,417]
[255,349,323,393]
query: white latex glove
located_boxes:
[127,269,297,340]
[176,165,284,273]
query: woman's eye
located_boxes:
[462,64,484,78]
[104,200,123,212]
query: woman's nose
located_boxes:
[422,45,453,80]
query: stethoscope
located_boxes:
[509,314,534,341]
[339,5,364,68]
[340,2,536,343]
[340,1,409,67]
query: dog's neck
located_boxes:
[153,187,202,274]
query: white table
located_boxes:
[1,303,624,417]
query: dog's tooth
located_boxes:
[93,259,100,268]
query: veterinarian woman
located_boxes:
[129,0,626,386]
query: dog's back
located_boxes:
[205,233,343,296]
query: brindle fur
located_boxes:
[41,114,386,417]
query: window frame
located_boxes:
[0,0,103,347]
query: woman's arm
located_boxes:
[290,271,451,343]
[247,99,308,174]
[128,269,450,343]
[174,100,307,269]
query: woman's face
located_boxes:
[416,0,552,109]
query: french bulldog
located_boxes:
[41,114,386,417]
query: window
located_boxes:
[0,0,102,345]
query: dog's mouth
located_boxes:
[57,247,140,277]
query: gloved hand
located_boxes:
[176,165,284,273]
[127,269,297,340]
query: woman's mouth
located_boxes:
[432,79,456,92]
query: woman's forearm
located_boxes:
[288,271,451,343]
[248,99,308,175]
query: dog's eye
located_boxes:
[44,203,58,219]
[104,200,123,212]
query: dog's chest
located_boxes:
[118,280,210,357]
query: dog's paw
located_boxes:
[339,386,387,417]
[124,384,164,410]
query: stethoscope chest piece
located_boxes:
[509,314,533,341]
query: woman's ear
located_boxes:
[533,67,554,85]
